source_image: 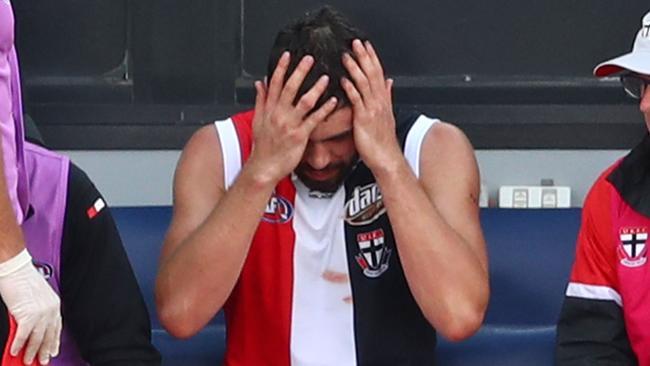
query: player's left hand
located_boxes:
[341,39,402,172]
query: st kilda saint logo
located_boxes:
[618,227,648,268]
[355,229,391,278]
[345,183,386,226]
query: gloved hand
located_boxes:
[0,249,61,365]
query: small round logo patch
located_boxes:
[262,195,294,224]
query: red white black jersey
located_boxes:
[214,109,439,366]
[556,135,650,365]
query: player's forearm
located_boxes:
[373,157,488,341]
[0,145,24,262]
[156,163,277,338]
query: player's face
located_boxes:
[295,106,358,192]
[639,77,650,132]
[623,73,650,132]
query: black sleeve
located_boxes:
[60,163,161,366]
[556,297,637,365]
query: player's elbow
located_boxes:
[156,282,203,339]
[429,289,488,342]
[165,323,200,340]
[436,306,485,342]
[157,300,202,339]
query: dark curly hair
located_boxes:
[266,6,367,111]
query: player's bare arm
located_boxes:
[156,53,338,338]
[342,39,489,341]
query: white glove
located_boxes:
[0,249,61,365]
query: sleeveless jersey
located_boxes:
[215,109,440,366]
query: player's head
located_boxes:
[266,5,367,111]
[594,11,650,130]
[268,6,367,193]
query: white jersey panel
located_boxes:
[214,119,242,189]
[566,282,623,307]
[404,115,438,178]
[290,177,357,366]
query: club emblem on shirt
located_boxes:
[345,183,386,226]
[355,229,391,278]
[262,194,294,224]
[618,227,647,268]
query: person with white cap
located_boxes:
[556,10,650,365]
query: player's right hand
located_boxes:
[0,249,61,365]
[247,51,338,184]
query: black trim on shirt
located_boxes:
[556,297,636,365]
[607,133,650,218]
[344,109,438,366]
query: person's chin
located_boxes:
[296,172,342,193]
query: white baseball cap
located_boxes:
[594,11,650,77]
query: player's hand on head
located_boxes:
[341,39,401,171]
[249,51,338,183]
[0,249,61,366]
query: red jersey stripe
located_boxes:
[223,111,296,366]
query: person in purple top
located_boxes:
[0,2,62,365]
